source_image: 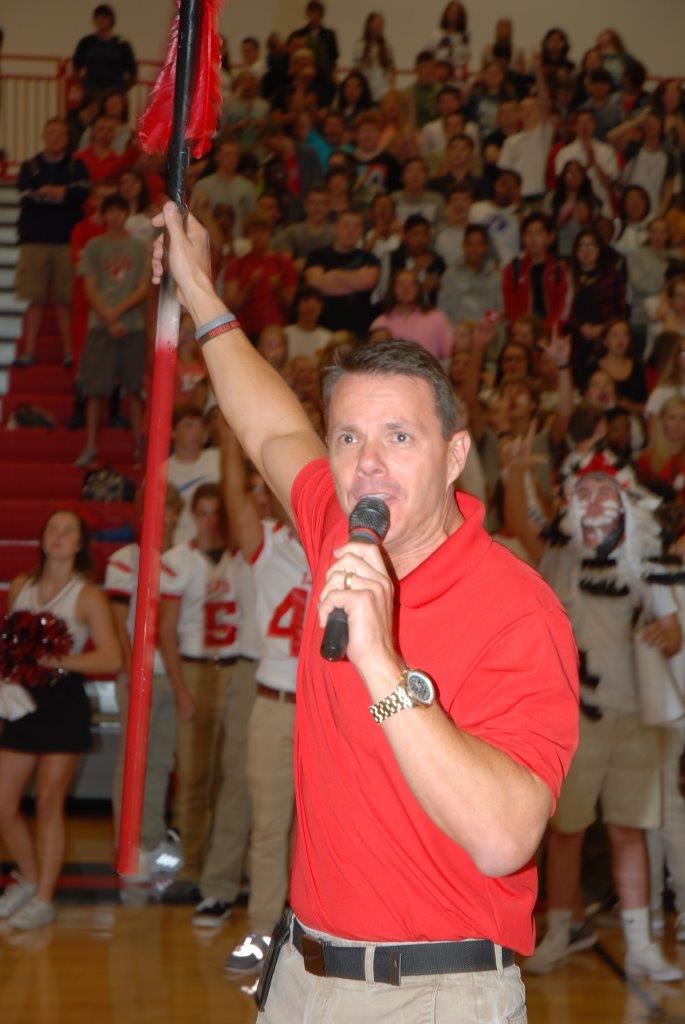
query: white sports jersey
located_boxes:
[233,551,262,660]
[105,543,165,675]
[252,519,311,693]
[160,540,242,659]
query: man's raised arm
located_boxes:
[152,203,326,517]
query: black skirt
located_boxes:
[0,673,91,754]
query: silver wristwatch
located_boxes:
[369,668,436,724]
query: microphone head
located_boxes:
[349,496,390,541]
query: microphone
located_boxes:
[320,496,390,662]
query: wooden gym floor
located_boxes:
[1,816,684,1024]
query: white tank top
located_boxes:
[13,576,90,655]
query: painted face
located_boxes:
[573,475,623,550]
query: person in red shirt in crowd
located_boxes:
[74,115,137,184]
[502,212,572,334]
[223,213,298,340]
[153,204,579,1022]
[70,178,117,367]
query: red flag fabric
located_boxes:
[139,0,225,159]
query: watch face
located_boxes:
[406,670,435,706]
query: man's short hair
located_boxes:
[575,108,597,122]
[404,213,430,232]
[496,167,522,185]
[296,285,324,305]
[415,50,435,65]
[438,85,461,102]
[447,182,474,200]
[521,211,553,234]
[101,193,128,214]
[355,109,383,129]
[322,340,462,440]
[242,35,259,47]
[588,68,614,88]
[306,0,324,12]
[172,401,204,427]
[447,132,474,149]
[464,224,488,243]
[93,4,115,21]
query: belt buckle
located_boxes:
[300,934,327,977]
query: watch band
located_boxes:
[369,679,413,724]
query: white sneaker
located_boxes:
[522,927,571,975]
[148,834,184,875]
[224,932,272,974]
[0,872,37,919]
[625,942,684,982]
[10,897,55,931]
[676,912,685,943]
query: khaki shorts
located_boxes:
[553,709,663,833]
[79,326,147,397]
[15,244,73,304]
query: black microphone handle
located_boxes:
[320,607,349,662]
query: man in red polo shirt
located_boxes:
[152,202,579,1022]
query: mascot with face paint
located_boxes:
[524,449,685,980]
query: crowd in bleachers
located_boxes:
[2,0,685,989]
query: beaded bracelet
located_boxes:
[195,312,240,346]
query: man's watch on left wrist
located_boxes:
[369,667,436,724]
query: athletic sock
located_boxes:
[621,906,651,954]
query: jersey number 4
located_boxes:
[204,601,237,648]
[267,587,308,657]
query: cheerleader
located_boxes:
[0,510,121,930]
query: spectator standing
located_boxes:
[392,157,445,227]
[614,110,678,219]
[568,228,628,382]
[73,115,137,183]
[334,70,373,123]
[390,214,446,307]
[285,288,331,360]
[612,185,651,259]
[352,110,402,207]
[352,12,395,102]
[77,90,132,154]
[644,334,685,424]
[107,485,185,875]
[157,485,250,908]
[69,179,115,375]
[221,432,312,970]
[72,4,137,97]
[438,224,502,326]
[304,209,380,334]
[554,110,620,217]
[420,86,476,168]
[297,0,338,90]
[76,193,149,466]
[466,59,510,138]
[429,134,483,200]
[14,119,89,368]
[221,72,270,152]
[118,167,158,249]
[371,268,453,361]
[588,318,648,414]
[168,403,221,544]
[498,56,553,203]
[224,213,298,340]
[190,140,257,236]
[546,159,600,258]
[364,192,402,313]
[261,123,322,222]
[580,69,624,140]
[272,185,334,272]
[502,213,571,333]
[435,183,474,266]
[470,168,523,266]
[403,50,440,129]
[426,2,470,79]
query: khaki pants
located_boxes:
[199,657,257,901]
[176,659,230,882]
[245,692,296,934]
[259,919,527,1024]
[113,673,177,851]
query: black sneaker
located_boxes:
[192,898,232,929]
[224,932,272,975]
[160,879,201,904]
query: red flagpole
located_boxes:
[116,0,204,878]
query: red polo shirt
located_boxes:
[289,459,578,953]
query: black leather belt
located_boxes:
[181,655,238,666]
[292,918,514,986]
